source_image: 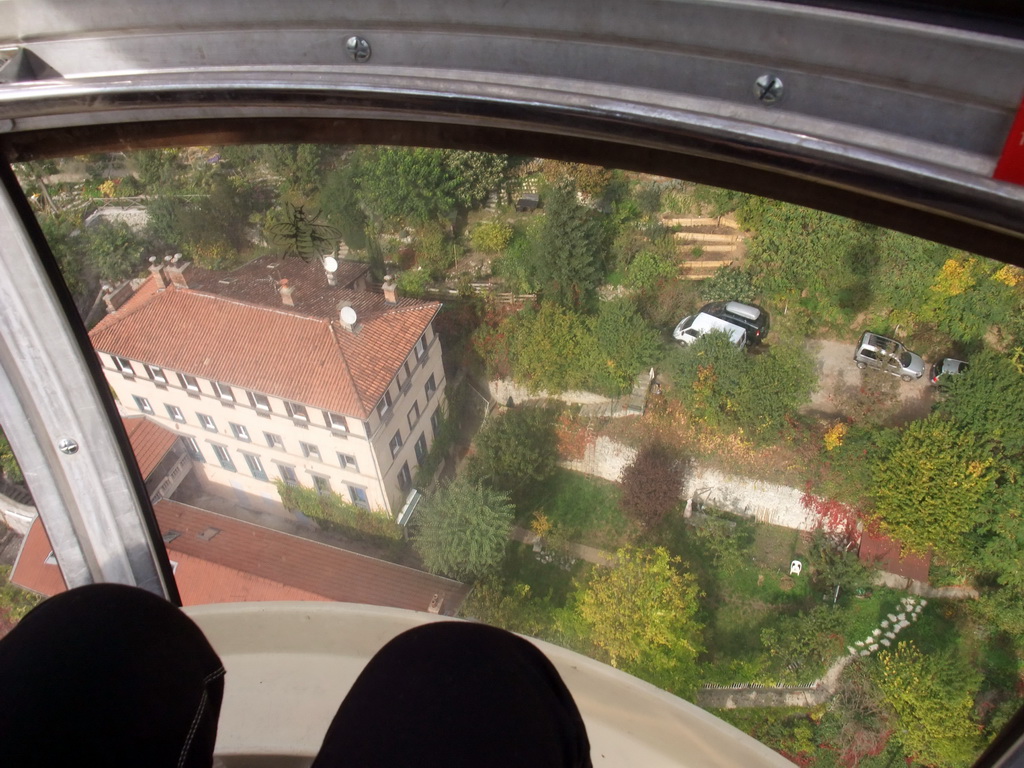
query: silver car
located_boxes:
[853,332,924,381]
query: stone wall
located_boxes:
[562,437,819,532]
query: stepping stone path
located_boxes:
[849,597,926,658]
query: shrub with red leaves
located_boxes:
[619,443,687,529]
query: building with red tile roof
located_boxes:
[12,500,469,614]
[90,255,447,515]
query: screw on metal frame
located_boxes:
[753,74,784,104]
[345,36,371,63]
[58,438,79,455]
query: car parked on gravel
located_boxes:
[930,357,970,385]
[698,301,770,345]
[853,332,925,381]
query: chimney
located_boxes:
[279,278,295,306]
[165,253,190,289]
[103,282,135,313]
[148,256,166,289]
[382,274,398,304]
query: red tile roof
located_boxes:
[858,530,931,582]
[90,260,440,419]
[122,416,178,479]
[12,501,468,614]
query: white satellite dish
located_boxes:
[340,305,358,326]
[323,256,339,273]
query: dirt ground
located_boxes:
[802,339,936,427]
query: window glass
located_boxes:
[8,144,1024,768]
[285,401,308,421]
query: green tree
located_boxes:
[85,220,146,283]
[506,302,595,393]
[530,184,606,309]
[871,413,998,559]
[623,249,675,292]
[939,349,1024,460]
[470,219,513,254]
[573,547,703,693]
[732,343,817,437]
[412,476,514,581]
[587,298,661,395]
[760,606,846,684]
[665,332,746,428]
[873,642,983,768]
[468,404,559,507]
[320,159,369,251]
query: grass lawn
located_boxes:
[526,468,633,551]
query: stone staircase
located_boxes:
[664,213,746,280]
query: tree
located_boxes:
[760,606,846,684]
[573,547,703,692]
[619,443,686,529]
[871,413,998,559]
[873,642,983,768]
[665,332,746,428]
[587,298,661,396]
[412,476,514,581]
[468,404,559,504]
[85,220,146,283]
[470,219,513,254]
[939,349,1024,460]
[506,302,595,393]
[733,342,817,437]
[530,183,606,309]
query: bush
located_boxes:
[619,443,686,529]
[412,476,514,580]
[624,250,675,292]
[470,219,513,254]
[276,481,402,541]
[699,265,756,303]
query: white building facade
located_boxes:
[90,256,447,516]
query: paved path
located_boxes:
[510,526,617,567]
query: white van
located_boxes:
[672,312,747,347]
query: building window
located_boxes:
[133,396,153,414]
[424,374,437,400]
[348,485,369,509]
[230,423,251,442]
[113,356,135,376]
[430,407,442,437]
[211,444,235,471]
[182,436,204,462]
[300,441,321,461]
[398,462,412,491]
[312,474,332,495]
[389,430,403,458]
[285,401,308,422]
[414,333,427,362]
[247,391,272,412]
[177,372,200,393]
[324,411,348,432]
[212,381,234,402]
[376,389,393,419]
[278,464,298,485]
[407,400,420,429]
[165,404,185,422]
[145,364,167,385]
[198,413,216,432]
[242,453,268,482]
[338,453,358,472]
[265,432,284,450]
[415,433,428,466]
